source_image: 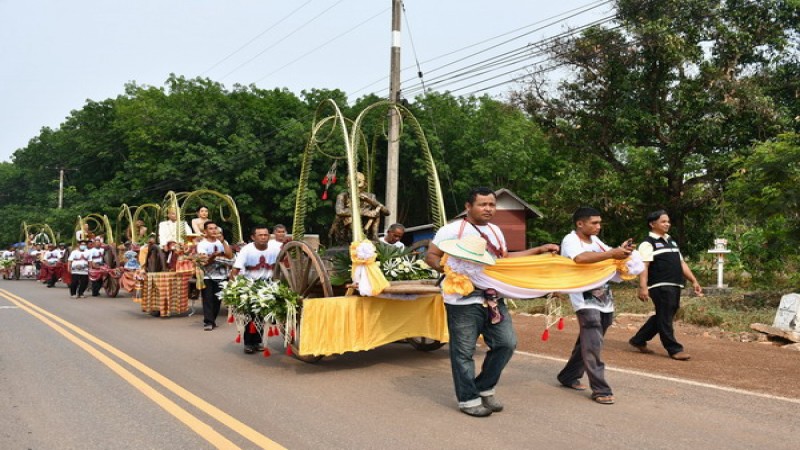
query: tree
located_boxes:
[513,0,798,252]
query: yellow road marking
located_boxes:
[0,289,285,449]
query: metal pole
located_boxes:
[58,168,64,209]
[385,0,401,230]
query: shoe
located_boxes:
[203,324,213,331]
[243,346,254,354]
[46,285,54,288]
[670,351,691,360]
[562,381,587,391]
[255,344,265,352]
[629,339,654,354]
[459,404,493,417]
[91,294,99,297]
[70,295,77,298]
[481,395,503,412]
[594,395,615,405]
[77,295,86,298]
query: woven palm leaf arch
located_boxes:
[291,99,447,242]
[21,222,57,247]
[130,203,162,245]
[116,204,134,245]
[176,189,243,244]
[74,214,114,246]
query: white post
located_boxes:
[716,254,725,288]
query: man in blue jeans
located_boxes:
[426,187,558,417]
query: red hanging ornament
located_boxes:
[541,328,550,341]
[290,329,295,339]
[263,348,271,357]
[235,333,241,343]
[267,327,274,337]
[248,322,257,334]
[227,315,234,324]
[331,174,337,184]
[321,190,328,200]
[285,347,293,356]
[557,317,565,331]
[322,175,329,185]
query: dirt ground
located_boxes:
[511,312,800,399]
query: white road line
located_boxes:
[515,350,800,405]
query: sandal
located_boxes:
[593,395,615,405]
[563,381,587,391]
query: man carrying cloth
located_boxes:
[425,186,558,417]
[229,226,279,354]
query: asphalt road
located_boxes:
[1,279,797,450]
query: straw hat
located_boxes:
[438,235,496,265]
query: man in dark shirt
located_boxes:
[629,210,703,360]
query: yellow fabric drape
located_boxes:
[441,254,474,296]
[349,240,390,296]
[484,254,632,290]
[299,294,448,357]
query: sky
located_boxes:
[0,0,614,162]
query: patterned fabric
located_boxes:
[39,262,65,281]
[139,271,191,317]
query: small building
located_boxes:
[453,188,544,252]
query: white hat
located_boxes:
[438,235,496,265]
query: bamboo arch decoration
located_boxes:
[73,214,114,245]
[116,204,134,245]
[291,99,447,243]
[176,189,243,245]
[21,222,57,247]
[130,203,162,245]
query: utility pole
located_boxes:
[46,166,75,209]
[385,0,402,229]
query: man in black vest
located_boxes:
[629,210,703,360]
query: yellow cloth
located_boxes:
[485,254,632,289]
[299,294,448,357]
[441,254,473,296]
[349,240,390,296]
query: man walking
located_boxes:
[197,221,232,331]
[557,207,633,405]
[425,187,558,417]
[230,226,279,354]
[629,210,703,360]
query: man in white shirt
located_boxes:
[425,187,558,417]
[68,240,92,298]
[41,244,62,288]
[230,226,280,354]
[197,221,232,331]
[158,208,191,249]
[556,207,633,405]
[89,238,107,297]
[379,223,405,250]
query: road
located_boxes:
[1,280,797,449]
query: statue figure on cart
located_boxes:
[329,172,390,245]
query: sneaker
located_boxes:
[243,346,254,354]
[459,404,493,417]
[203,324,213,331]
[70,295,77,298]
[255,344,265,352]
[481,395,504,412]
[77,295,86,298]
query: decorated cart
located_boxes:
[246,100,451,362]
[132,190,242,317]
[73,214,122,296]
[12,222,57,280]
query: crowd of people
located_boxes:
[2,189,703,418]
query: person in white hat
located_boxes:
[425,186,559,417]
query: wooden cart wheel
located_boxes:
[274,241,332,363]
[104,276,120,298]
[407,337,445,352]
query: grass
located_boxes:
[512,283,777,333]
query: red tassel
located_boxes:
[322,175,329,184]
[321,190,328,200]
[541,328,550,341]
[331,175,337,184]
[248,322,257,334]
[557,317,564,330]
[235,334,241,343]
[290,329,295,339]
[227,315,234,324]
[263,348,271,357]
[267,327,274,337]
[286,347,293,356]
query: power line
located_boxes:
[201,0,315,76]
[219,0,347,81]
